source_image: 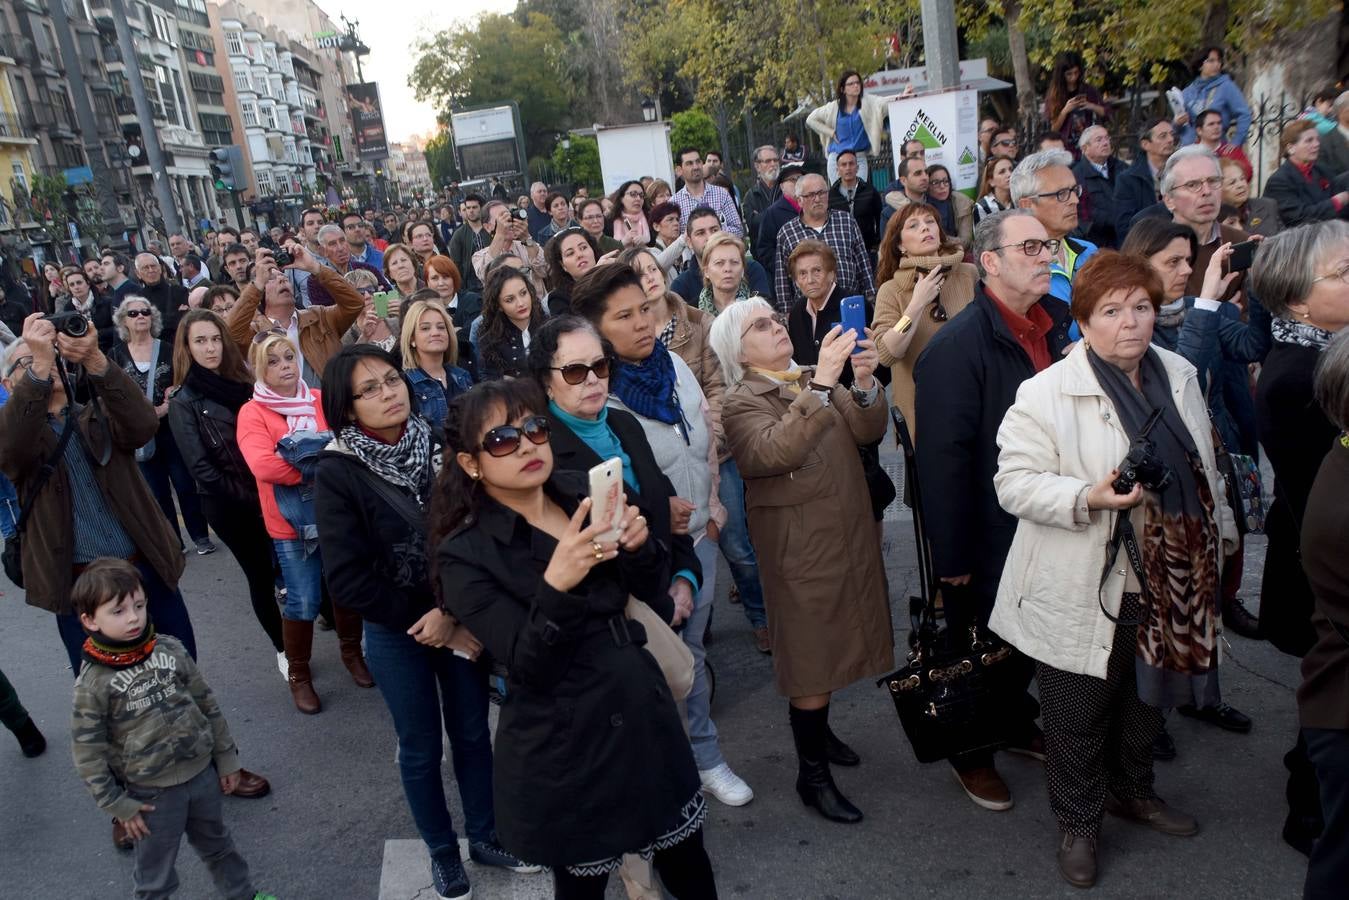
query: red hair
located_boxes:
[1070,250,1162,323]
[423,255,462,294]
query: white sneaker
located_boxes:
[277,651,289,680]
[699,763,753,806]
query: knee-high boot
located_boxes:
[789,703,862,823]
[332,605,375,688]
[282,618,321,715]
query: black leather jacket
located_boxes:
[167,381,258,503]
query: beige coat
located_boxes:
[722,372,893,697]
[989,343,1238,679]
[872,251,977,435]
[664,297,727,460]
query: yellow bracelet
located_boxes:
[892,315,914,335]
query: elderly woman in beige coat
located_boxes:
[709,296,892,825]
[989,251,1237,889]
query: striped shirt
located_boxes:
[48,413,137,563]
[672,184,744,237]
[773,211,876,313]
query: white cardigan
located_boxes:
[805,94,888,158]
[988,342,1238,680]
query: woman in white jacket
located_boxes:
[806,71,895,184]
[989,251,1237,889]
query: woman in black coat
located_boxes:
[432,378,718,900]
[1262,120,1349,228]
[313,346,534,900]
[474,264,546,381]
[527,316,698,628]
[167,309,283,662]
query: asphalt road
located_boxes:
[0,468,1311,899]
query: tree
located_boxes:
[423,132,458,188]
[549,135,601,192]
[669,109,719,158]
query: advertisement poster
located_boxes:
[887,88,981,198]
[347,82,388,161]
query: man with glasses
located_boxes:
[672,146,744,236]
[912,209,1072,813]
[773,174,875,313]
[742,144,783,250]
[308,224,391,308]
[133,253,189,347]
[978,117,1000,163]
[829,149,883,256]
[1012,150,1097,306]
[1072,125,1124,248]
[340,211,384,271]
[990,127,1019,161]
[1115,118,1178,240]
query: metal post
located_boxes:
[105,0,181,236]
[919,0,961,91]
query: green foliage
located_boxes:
[669,109,718,160]
[423,132,457,188]
[28,173,71,241]
[549,135,601,192]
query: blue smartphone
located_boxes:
[840,294,868,354]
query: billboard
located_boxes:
[450,105,525,180]
[347,82,388,161]
[596,122,673,196]
[887,88,981,199]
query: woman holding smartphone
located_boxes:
[433,378,719,899]
[315,346,536,900]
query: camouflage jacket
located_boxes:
[71,635,240,822]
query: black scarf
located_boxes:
[185,362,253,413]
[1088,346,1222,708]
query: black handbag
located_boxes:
[878,407,1017,764]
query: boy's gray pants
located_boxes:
[129,763,253,900]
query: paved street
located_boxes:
[0,454,1311,899]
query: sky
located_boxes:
[316,0,503,142]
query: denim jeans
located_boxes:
[687,538,725,771]
[273,539,323,621]
[364,620,496,855]
[1305,727,1349,899]
[716,458,767,629]
[57,558,197,676]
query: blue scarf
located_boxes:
[610,340,691,441]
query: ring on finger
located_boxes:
[593,548,604,560]
[591,541,603,554]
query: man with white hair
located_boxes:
[741,144,782,248]
[526,180,551,241]
[305,223,390,307]
[1012,149,1096,305]
[1070,125,1123,247]
[773,173,875,313]
[1317,91,1349,178]
[1161,145,1246,300]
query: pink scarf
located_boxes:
[252,380,318,434]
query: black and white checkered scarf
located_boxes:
[339,415,433,505]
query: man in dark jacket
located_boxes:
[1071,125,1124,248]
[742,145,783,255]
[133,252,188,346]
[1114,119,1176,242]
[912,209,1071,812]
[671,207,773,305]
[99,251,142,308]
[752,163,804,273]
[829,149,883,256]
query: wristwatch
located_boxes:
[892,315,914,335]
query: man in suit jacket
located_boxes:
[1114,119,1177,242]
[1071,126,1124,248]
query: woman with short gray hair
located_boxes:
[710,296,892,824]
[109,295,214,554]
[1251,220,1349,854]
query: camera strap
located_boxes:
[1098,510,1146,626]
[12,407,76,536]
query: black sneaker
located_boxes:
[430,849,472,900]
[468,838,542,874]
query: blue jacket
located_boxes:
[406,366,473,430]
[273,430,332,549]
[1179,73,1252,147]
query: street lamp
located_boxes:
[641,98,656,123]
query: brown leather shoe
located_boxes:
[753,626,772,654]
[333,605,376,688]
[1057,832,1097,888]
[951,765,1014,811]
[1105,794,1198,836]
[231,769,271,799]
[112,818,134,851]
[282,618,322,715]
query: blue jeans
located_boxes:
[716,458,767,629]
[687,538,725,771]
[57,558,197,676]
[364,621,495,855]
[274,539,323,620]
[1305,727,1349,900]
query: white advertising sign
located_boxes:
[595,122,674,196]
[888,88,981,198]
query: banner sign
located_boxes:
[347,82,388,161]
[865,59,990,96]
[887,88,981,199]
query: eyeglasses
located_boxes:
[355,372,404,401]
[741,313,787,338]
[929,178,951,188]
[1032,184,1083,203]
[994,238,1062,257]
[1173,176,1224,194]
[552,358,611,385]
[800,189,829,202]
[3,354,33,378]
[992,139,1016,148]
[624,190,644,199]
[1311,263,1349,285]
[125,308,153,318]
[478,415,551,457]
[356,286,376,295]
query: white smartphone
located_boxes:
[587,457,625,542]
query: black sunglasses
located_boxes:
[479,415,551,457]
[552,358,611,385]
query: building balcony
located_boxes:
[0,112,35,143]
[0,34,17,64]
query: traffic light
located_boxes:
[210,147,235,191]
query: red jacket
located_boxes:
[236,391,327,539]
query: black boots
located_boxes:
[789,704,863,824]
[13,716,46,757]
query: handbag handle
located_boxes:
[890,406,937,629]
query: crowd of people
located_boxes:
[0,43,1347,900]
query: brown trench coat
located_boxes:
[722,371,894,697]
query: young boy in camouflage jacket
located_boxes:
[70,557,273,900]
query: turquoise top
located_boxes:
[549,400,640,495]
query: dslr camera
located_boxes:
[272,249,294,268]
[1112,408,1174,495]
[509,207,529,222]
[43,311,90,338]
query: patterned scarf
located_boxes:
[1271,316,1334,350]
[339,415,433,504]
[698,280,750,318]
[657,315,678,348]
[611,340,691,439]
[251,379,319,434]
[1089,347,1222,709]
[748,365,806,394]
[82,620,157,670]
[1155,299,1188,330]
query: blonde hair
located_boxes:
[248,331,300,383]
[399,300,459,371]
[699,231,747,281]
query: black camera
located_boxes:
[509,207,529,221]
[272,250,293,268]
[1112,408,1174,494]
[43,311,90,338]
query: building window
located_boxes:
[225,31,243,55]
[152,11,173,44]
[256,170,274,195]
[172,70,191,129]
[260,105,276,130]
[233,69,251,93]
[12,161,27,192]
[241,100,258,127]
